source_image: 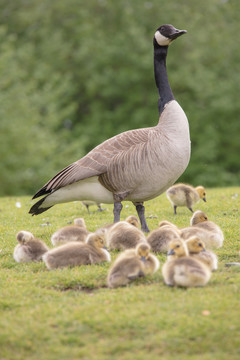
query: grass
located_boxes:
[0,187,240,360]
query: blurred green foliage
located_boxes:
[0,0,239,195]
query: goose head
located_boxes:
[154,24,187,47]
[86,233,106,249]
[186,236,206,254]
[167,239,188,258]
[190,210,208,226]
[195,186,207,202]
[16,230,34,244]
[136,243,151,263]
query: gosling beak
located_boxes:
[169,29,187,40]
[167,249,175,256]
[201,248,206,252]
[141,256,146,263]
[103,246,108,250]
[203,198,207,202]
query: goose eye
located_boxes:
[160,26,165,31]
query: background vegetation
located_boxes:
[0,0,239,195]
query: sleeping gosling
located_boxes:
[147,225,181,253]
[43,233,110,270]
[166,184,207,214]
[51,218,89,246]
[158,220,179,230]
[98,215,140,234]
[13,231,49,263]
[81,201,103,213]
[107,243,159,288]
[106,221,146,251]
[162,239,211,287]
[185,236,218,271]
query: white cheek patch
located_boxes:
[154,31,172,46]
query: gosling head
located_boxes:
[167,239,189,258]
[195,186,207,202]
[16,231,34,244]
[186,236,206,254]
[125,215,140,228]
[86,233,106,249]
[136,243,151,263]
[154,24,187,47]
[191,210,208,226]
[73,218,86,228]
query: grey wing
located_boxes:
[33,127,150,199]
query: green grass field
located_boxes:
[0,187,240,360]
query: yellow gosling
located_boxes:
[51,217,89,246]
[185,236,218,271]
[107,243,159,288]
[166,183,207,214]
[162,239,211,287]
[43,233,110,270]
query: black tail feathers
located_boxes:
[29,196,53,216]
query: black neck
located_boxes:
[153,40,174,115]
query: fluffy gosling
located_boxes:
[162,239,211,287]
[107,243,159,288]
[166,184,207,214]
[13,231,49,263]
[185,236,218,271]
[81,201,103,213]
[147,225,181,253]
[106,221,146,251]
[180,211,224,249]
[51,218,89,246]
[43,233,110,270]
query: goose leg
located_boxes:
[174,205,177,215]
[113,202,123,223]
[134,202,149,233]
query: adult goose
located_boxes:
[29,24,190,233]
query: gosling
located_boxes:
[180,211,224,249]
[51,218,89,246]
[162,239,211,287]
[166,184,207,214]
[107,243,159,288]
[185,236,218,271]
[147,225,181,253]
[191,210,224,244]
[106,221,146,251]
[13,231,49,263]
[81,201,103,213]
[43,233,110,270]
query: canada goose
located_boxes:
[29,24,190,233]
[166,184,207,214]
[147,225,181,253]
[43,233,110,270]
[162,239,211,287]
[13,231,49,263]
[107,243,159,288]
[185,236,218,271]
[106,221,146,251]
[81,201,103,213]
[51,217,89,246]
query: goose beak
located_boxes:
[203,198,207,202]
[167,249,175,256]
[169,29,187,40]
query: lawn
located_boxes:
[0,187,240,360]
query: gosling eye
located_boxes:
[198,243,202,247]
[203,192,206,196]
[176,245,180,248]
